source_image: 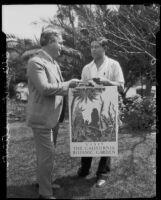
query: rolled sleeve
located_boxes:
[112,62,125,84]
[81,66,89,81]
[27,61,69,96]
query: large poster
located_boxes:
[68,86,118,157]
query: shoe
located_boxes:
[96,178,107,188]
[35,183,61,189]
[77,168,90,178]
[39,195,56,199]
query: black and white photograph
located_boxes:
[3,4,157,199]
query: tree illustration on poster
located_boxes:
[69,87,118,142]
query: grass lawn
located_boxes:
[7,120,156,199]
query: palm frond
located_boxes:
[61,45,83,59]
[6,34,18,40]
[21,48,41,60]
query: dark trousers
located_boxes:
[81,157,111,178]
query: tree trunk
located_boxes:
[145,79,152,96]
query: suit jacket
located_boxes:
[26,50,68,129]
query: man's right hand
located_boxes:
[68,79,81,88]
[87,80,96,87]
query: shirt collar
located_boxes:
[104,55,109,62]
[92,55,108,68]
[40,49,54,63]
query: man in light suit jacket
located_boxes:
[27,28,79,199]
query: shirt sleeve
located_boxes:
[112,61,125,84]
[81,66,88,81]
[27,60,69,96]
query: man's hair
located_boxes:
[92,37,108,50]
[40,28,62,47]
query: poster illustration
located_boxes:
[68,86,118,157]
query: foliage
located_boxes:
[7,57,27,99]
[6,4,159,99]
[119,94,156,130]
[7,98,26,122]
[6,34,40,98]
[72,87,105,103]
[100,102,117,141]
[43,4,159,95]
[7,34,40,54]
[72,105,86,142]
[70,86,105,124]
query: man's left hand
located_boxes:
[93,77,112,86]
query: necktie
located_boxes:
[53,60,64,82]
[53,61,66,123]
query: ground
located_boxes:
[7,120,156,199]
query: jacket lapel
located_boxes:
[54,61,64,82]
[39,50,62,83]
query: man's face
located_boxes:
[48,36,63,59]
[91,41,105,59]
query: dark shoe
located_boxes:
[77,168,90,178]
[96,178,107,188]
[39,195,56,199]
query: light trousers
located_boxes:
[32,127,55,196]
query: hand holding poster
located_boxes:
[68,86,118,157]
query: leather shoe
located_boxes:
[77,168,90,178]
[39,195,56,199]
[96,178,107,188]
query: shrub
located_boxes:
[136,88,146,96]
[7,98,26,122]
[119,94,156,131]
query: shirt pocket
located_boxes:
[102,70,107,78]
[103,70,110,80]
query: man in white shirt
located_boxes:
[77,37,125,187]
